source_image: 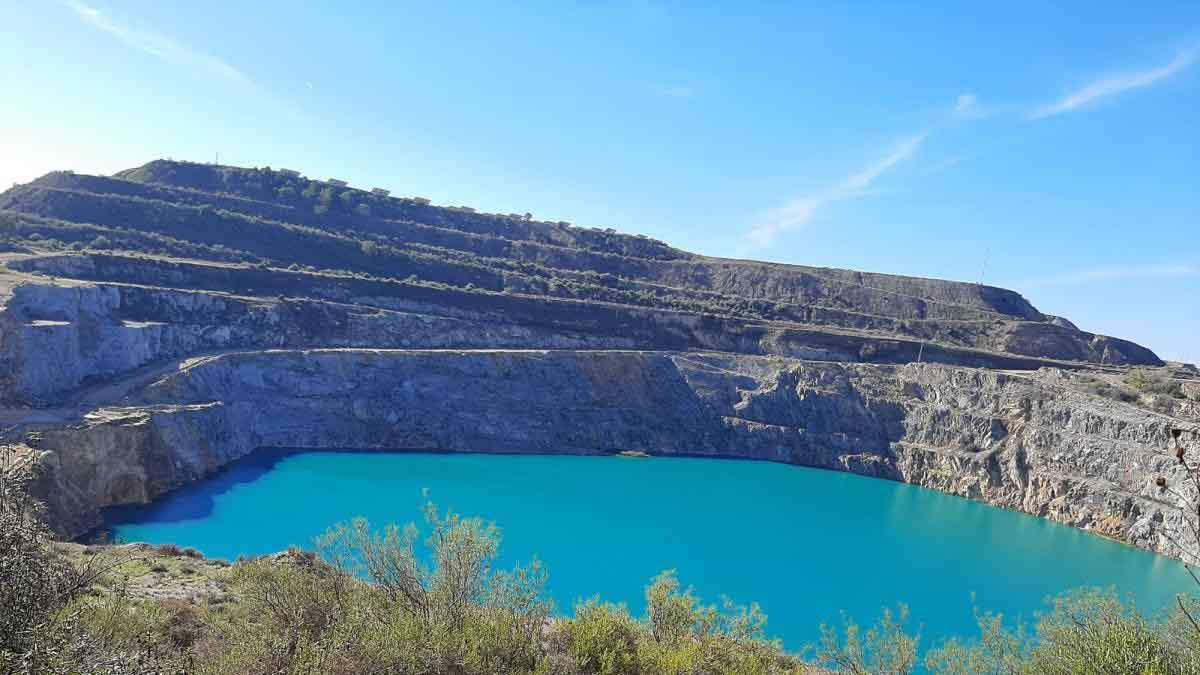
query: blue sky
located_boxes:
[2,1,1197,361]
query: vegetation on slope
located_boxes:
[3,159,1164,367]
[0,191,983,330]
[1072,368,1200,418]
[112,161,684,261]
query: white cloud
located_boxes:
[1013,262,1199,289]
[953,92,983,119]
[744,198,820,248]
[67,0,255,90]
[745,133,926,248]
[1030,47,1199,119]
[840,134,925,192]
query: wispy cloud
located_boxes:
[67,0,255,89]
[953,92,984,119]
[840,135,925,191]
[1013,262,1199,289]
[745,133,926,248]
[1030,47,1199,119]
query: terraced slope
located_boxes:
[0,160,1195,564]
[0,160,1161,405]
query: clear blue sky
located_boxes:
[2,2,1197,361]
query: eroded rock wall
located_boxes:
[24,349,1199,562]
[1,277,1084,405]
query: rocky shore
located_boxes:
[16,348,1198,563]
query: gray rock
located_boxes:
[22,349,1199,564]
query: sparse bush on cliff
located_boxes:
[1156,429,1200,642]
[1080,376,1139,404]
[0,447,140,673]
[1126,370,1186,399]
[0,448,77,667]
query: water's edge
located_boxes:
[81,444,1151,557]
[92,449,1197,650]
[35,351,1200,564]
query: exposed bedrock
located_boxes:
[0,276,1105,406]
[7,251,1162,368]
[24,349,1199,562]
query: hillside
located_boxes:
[0,160,1163,404]
[0,160,1195,566]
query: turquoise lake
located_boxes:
[98,450,1195,648]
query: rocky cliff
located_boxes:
[19,349,1200,563]
[0,160,1195,565]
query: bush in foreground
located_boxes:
[555,571,803,674]
[2,442,1200,673]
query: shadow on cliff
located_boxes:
[81,448,301,544]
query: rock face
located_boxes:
[0,160,1194,565]
[0,267,1121,406]
[23,349,1200,563]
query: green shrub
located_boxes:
[307,502,553,674]
[924,590,1200,674]
[1028,589,1184,675]
[0,447,145,672]
[566,600,642,674]
[1125,369,1185,398]
[924,607,1034,674]
[558,570,803,674]
[157,542,185,557]
[1081,377,1139,403]
[0,448,84,666]
[815,604,920,674]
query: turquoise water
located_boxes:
[98,450,1195,648]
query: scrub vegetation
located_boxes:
[3,445,1200,674]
